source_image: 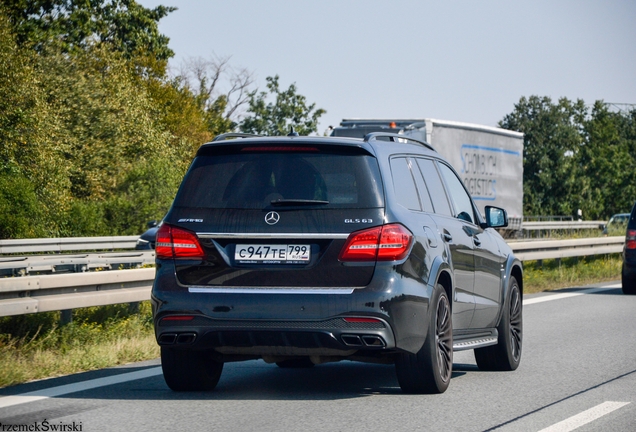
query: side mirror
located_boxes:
[484,206,508,228]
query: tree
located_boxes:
[239,75,326,136]
[0,9,71,236]
[500,96,636,219]
[499,96,586,217]
[179,55,254,135]
[579,102,636,218]
[3,0,175,74]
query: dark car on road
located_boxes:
[151,132,523,394]
[622,202,636,295]
[135,221,159,250]
[600,213,630,236]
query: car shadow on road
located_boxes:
[107,361,467,400]
[1,360,468,402]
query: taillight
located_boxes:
[339,224,413,262]
[377,224,414,261]
[627,229,636,250]
[339,226,383,261]
[156,224,205,259]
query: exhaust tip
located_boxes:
[177,333,197,344]
[158,333,177,345]
[361,335,386,347]
[341,335,363,347]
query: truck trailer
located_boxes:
[331,119,524,228]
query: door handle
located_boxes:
[473,237,482,247]
[443,231,452,242]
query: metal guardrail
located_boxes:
[0,251,155,277]
[0,236,138,254]
[0,235,154,318]
[508,236,624,261]
[520,220,606,239]
[0,268,154,316]
[521,221,605,231]
[0,234,625,317]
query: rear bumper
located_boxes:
[154,314,396,357]
[623,249,636,275]
[151,261,432,356]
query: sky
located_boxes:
[138,0,636,135]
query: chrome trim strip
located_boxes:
[196,233,350,240]
[189,287,356,295]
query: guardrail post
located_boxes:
[128,302,140,314]
[60,309,73,325]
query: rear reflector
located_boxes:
[339,224,413,262]
[343,317,382,323]
[161,315,195,322]
[156,224,205,259]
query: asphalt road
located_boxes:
[1,282,634,432]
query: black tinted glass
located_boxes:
[438,162,476,224]
[416,158,452,216]
[630,203,636,229]
[174,151,384,209]
[390,157,421,211]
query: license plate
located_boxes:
[234,244,310,264]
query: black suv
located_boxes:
[622,202,636,295]
[151,132,523,394]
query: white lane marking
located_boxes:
[0,366,162,409]
[523,284,621,306]
[537,401,630,432]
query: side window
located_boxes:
[409,158,434,213]
[416,158,452,217]
[437,162,476,224]
[390,157,421,211]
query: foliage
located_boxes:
[578,102,636,219]
[0,10,72,236]
[3,0,175,64]
[0,2,324,240]
[500,96,636,219]
[240,75,326,136]
[0,171,46,238]
[0,4,232,238]
[0,302,158,387]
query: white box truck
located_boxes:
[331,119,524,228]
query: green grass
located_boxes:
[523,254,622,294]
[0,254,623,388]
[0,302,159,388]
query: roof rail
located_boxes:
[363,132,436,152]
[212,132,261,142]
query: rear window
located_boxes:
[173,148,384,209]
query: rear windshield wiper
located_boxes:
[270,199,330,206]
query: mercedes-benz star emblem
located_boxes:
[265,211,280,225]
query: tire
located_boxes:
[474,276,522,371]
[395,284,453,394]
[161,347,223,391]
[276,357,315,368]
[622,265,636,295]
